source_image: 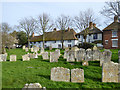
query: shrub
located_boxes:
[92,40,103,44]
[78,42,94,50]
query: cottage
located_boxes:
[76,22,103,47]
[103,16,120,49]
[30,28,78,48]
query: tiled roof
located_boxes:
[76,26,102,35]
[30,29,78,42]
[103,21,120,31]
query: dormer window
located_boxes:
[112,31,117,37]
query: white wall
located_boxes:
[30,40,78,48]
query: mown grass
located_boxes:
[2,48,120,88]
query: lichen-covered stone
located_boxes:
[42,52,49,60]
[76,49,85,62]
[51,67,70,82]
[22,54,30,61]
[71,68,84,83]
[67,51,75,62]
[10,55,16,61]
[50,52,58,62]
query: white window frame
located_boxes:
[112,30,117,37]
[105,40,108,45]
[112,39,118,47]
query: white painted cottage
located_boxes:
[30,28,78,48]
[76,22,103,47]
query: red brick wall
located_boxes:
[103,30,120,49]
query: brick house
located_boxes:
[103,16,120,49]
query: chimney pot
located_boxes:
[114,15,119,22]
[32,32,34,37]
[89,22,93,29]
[93,23,96,27]
[68,27,70,31]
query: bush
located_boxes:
[78,42,94,50]
[92,40,103,44]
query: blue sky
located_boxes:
[2,2,109,32]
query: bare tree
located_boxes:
[37,13,53,49]
[73,9,99,32]
[18,17,37,48]
[100,1,120,20]
[56,15,73,49]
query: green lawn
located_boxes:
[2,48,120,88]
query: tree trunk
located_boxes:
[28,35,30,49]
[61,30,64,50]
[43,34,45,49]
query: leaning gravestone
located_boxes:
[92,50,100,61]
[82,61,89,66]
[10,55,16,61]
[22,54,30,61]
[67,51,75,62]
[71,68,84,83]
[22,83,46,90]
[42,52,49,60]
[100,50,112,66]
[51,67,70,82]
[50,52,58,62]
[85,49,93,61]
[102,61,119,82]
[76,48,85,62]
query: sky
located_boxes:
[1,0,113,34]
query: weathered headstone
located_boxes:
[82,61,89,66]
[76,48,85,62]
[93,46,98,50]
[0,54,7,62]
[65,47,69,51]
[85,49,93,61]
[22,83,46,90]
[55,49,60,57]
[64,51,69,59]
[71,68,84,83]
[49,45,52,50]
[22,45,26,50]
[71,46,79,51]
[51,67,70,82]
[67,51,75,62]
[40,47,44,54]
[102,61,119,82]
[29,53,36,59]
[42,52,49,60]
[118,64,120,82]
[33,47,39,53]
[10,55,16,61]
[50,52,58,62]
[22,54,30,61]
[92,50,100,61]
[31,47,34,52]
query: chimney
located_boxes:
[93,23,96,27]
[32,32,34,37]
[89,22,93,29]
[53,28,57,31]
[68,27,70,31]
[114,15,119,22]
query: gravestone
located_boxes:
[42,52,49,60]
[10,55,16,61]
[102,61,119,82]
[22,83,46,90]
[118,50,120,63]
[64,51,69,59]
[22,45,26,50]
[82,61,89,66]
[118,64,120,82]
[71,47,79,58]
[51,67,70,82]
[25,48,29,52]
[100,50,112,66]
[65,47,69,51]
[85,49,93,61]
[92,50,100,61]
[76,48,85,62]
[71,68,84,83]
[22,54,30,61]
[40,47,44,54]
[67,51,75,62]
[49,45,52,50]
[31,47,34,52]
[55,49,60,57]
[29,53,36,59]
[93,46,98,50]
[0,54,7,62]
[50,52,58,62]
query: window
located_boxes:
[68,44,71,47]
[112,31,117,37]
[58,44,61,48]
[38,41,41,43]
[88,39,90,43]
[68,40,71,43]
[77,35,80,38]
[93,34,97,39]
[53,41,56,43]
[112,39,118,47]
[105,40,108,45]
[89,34,91,36]
[45,41,47,43]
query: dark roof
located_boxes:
[30,29,78,42]
[76,26,102,35]
[103,21,120,31]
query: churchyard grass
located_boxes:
[2,48,120,88]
